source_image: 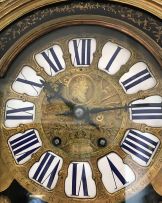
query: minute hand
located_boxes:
[89,103,162,114]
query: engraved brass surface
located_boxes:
[0,1,162,202]
[0,0,162,30]
[151,169,162,195]
[0,23,162,202]
[0,195,11,203]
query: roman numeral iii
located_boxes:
[129,95,162,127]
[69,38,96,67]
[8,129,42,164]
[35,45,66,76]
[5,99,35,128]
[119,62,156,94]
[121,129,160,166]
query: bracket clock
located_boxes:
[0,0,162,202]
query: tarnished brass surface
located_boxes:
[0,0,162,202]
[0,157,13,192]
[0,16,162,77]
[0,0,162,30]
[0,136,13,192]
[1,23,162,202]
[0,196,11,203]
[152,169,162,195]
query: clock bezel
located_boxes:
[0,1,162,201]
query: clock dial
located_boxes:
[0,23,162,203]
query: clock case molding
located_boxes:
[0,0,162,73]
[0,0,162,197]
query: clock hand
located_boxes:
[56,102,162,124]
[89,104,128,114]
[84,115,100,130]
[55,106,100,130]
[89,103,162,114]
[40,79,55,94]
[41,80,75,109]
[55,111,73,116]
[58,95,75,110]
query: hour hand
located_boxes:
[59,95,75,110]
[41,80,75,109]
[55,111,73,117]
[56,107,100,130]
[84,116,100,130]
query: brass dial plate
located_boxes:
[0,22,162,202]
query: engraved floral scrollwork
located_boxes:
[0,2,162,59]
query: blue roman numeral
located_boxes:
[121,129,159,164]
[41,48,64,73]
[73,39,91,66]
[107,157,127,188]
[16,78,43,88]
[32,152,61,190]
[72,163,89,196]
[9,129,42,164]
[6,106,34,120]
[105,46,122,71]
[121,68,152,91]
[131,103,162,120]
